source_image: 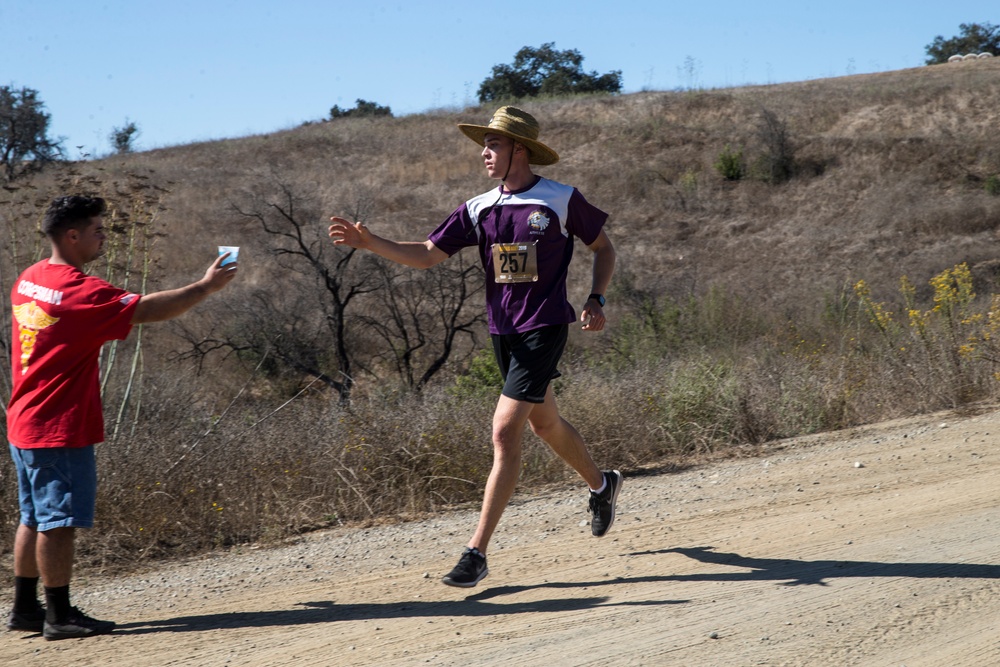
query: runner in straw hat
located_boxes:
[328,105,620,588]
[457,105,560,166]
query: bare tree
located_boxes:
[185,176,488,402]
[754,107,794,183]
[224,178,377,402]
[357,253,486,390]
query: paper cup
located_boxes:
[218,246,240,266]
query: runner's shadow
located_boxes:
[466,577,690,602]
[107,544,993,633]
[111,592,678,635]
[639,545,1000,586]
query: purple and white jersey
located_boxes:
[428,176,608,335]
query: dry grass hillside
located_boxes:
[2,58,1000,567]
[107,57,1000,310]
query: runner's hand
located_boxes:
[328,216,371,249]
[581,301,606,331]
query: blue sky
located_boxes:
[1,1,995,158]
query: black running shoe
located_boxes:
[589,470,623,537]
[6,606,45,632]
[43,607,115,641]
[442,547,489,588]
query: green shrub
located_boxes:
[605,285,768,368]
[330,99,392,120]
[714,145,745,181]
[985,174,1000,196]
[679,169,698,193]
[449,348,503,400]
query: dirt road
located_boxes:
[3,407,999,666]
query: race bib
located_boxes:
[491,242,538,283]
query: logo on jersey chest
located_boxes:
[527,210,550,234]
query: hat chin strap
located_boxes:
[500,142,517,188]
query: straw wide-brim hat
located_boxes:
[457,106,560,166]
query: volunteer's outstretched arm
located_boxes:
[132,254,237,324]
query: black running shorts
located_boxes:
[491,323,567,404]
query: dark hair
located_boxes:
[43,195,107,238]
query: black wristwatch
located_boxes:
[588,293,606,307]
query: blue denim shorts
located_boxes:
[9,443,97,531]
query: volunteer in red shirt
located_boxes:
[6,195,238,640]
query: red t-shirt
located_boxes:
[8,260,140,448]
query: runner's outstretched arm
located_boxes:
[328,216,448,269]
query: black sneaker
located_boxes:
[589,470,623,537]
[43,607,115,641]
[442,547,489,588]
[7,606,45,632]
